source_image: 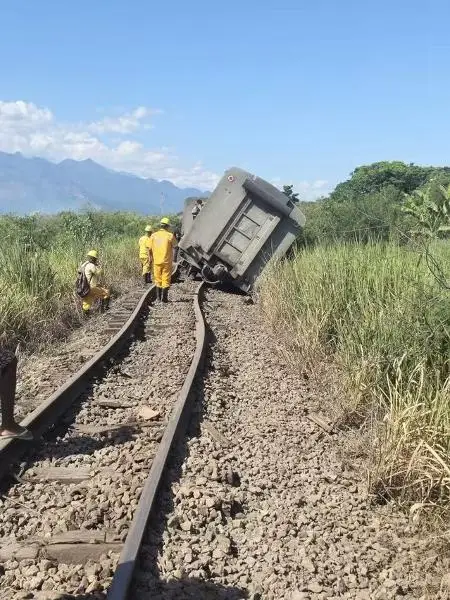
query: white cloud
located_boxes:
[312,179,328,190]
[0,100,218,190]
[115,140,143,156]
[0,100,329,196]
[0,100,53,126]
[270,177,330,200]
[88,106,160,135]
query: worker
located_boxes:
[79,250,110,316]
[149,217,176,303]
[139,225,153,284]
[191,199,204,220]
[0,348,33,440]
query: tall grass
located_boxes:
[259,241,450,518]
[0,209,182,350]
[0,236,140,350]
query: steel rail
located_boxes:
[0,268,178,481]
[107,281,206,600]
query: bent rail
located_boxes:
[107,281,206,600]
[0,267,178,481]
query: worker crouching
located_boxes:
[139,225,153,284]
[149,217,176,303]
[77,250,110,316]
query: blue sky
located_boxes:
[1,0,449,197]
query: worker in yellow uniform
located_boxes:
[138,225,153,284]
[81,250,110,316]
[149,217,176,303]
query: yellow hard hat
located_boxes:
[160,217,170,225]
[87,250,98,258]
[145,225,152,232]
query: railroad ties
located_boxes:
[104,291,150,336]
[0,278,205,598]
[1,282,440,599]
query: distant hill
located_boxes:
[0,151,209,215]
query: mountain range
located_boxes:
[0,151,209,215]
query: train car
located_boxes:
[178,167,306,293]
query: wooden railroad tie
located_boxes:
[306,411,334,434]
[19,465,124,484]
[0,530,122,564]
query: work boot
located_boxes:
[146,273,152,284]
[143,274,148,286]
[161,288,169,303]
[82,309,90,318]
[155,287,162,303]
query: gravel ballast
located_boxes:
[15,285,149,421]
[0,282,197,600]
[133,287,449,600]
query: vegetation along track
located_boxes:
[129,287,449,600]
[0,281,448,600]
[0,277,202,599]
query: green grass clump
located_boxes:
[259,241,449,518]
[0,210,181,350]
[0,237,140,349]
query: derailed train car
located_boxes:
[177,167,306,293]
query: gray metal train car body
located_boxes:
[178,168,306,293]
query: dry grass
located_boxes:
[258,241,450,520]
[372,361,449,517]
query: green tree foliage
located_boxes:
[403,183,450,237]
[282,185,300,203]
[0,214,58,251]
[300,161,450,245]
[403,183,450,289]
[330,161,447,202]
[298,187,407,245]
[0,209,181,253]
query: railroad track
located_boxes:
[1,278,444,600]
[106,280,206,600]
[0,275,177,482]
[13,286,169,424]
[0,275,208,600]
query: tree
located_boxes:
[330,161,445,203]
[282,185,300,203]
[402,184,450,238]
[402,183,450,289]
